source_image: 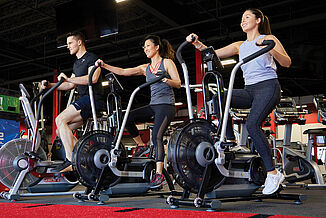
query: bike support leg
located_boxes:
[197,163,214,199]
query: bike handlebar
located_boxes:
[138,71,168,89]
[176,36,195,65]
[30,81,48,106]
[243,40,275,63]
[19,84,31,99]
[176,41,189,64]
[89,64,101,86]
[36,78,65,121]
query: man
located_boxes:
[42,31,103,172]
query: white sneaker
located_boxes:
[230,144,251,153]
[262,170,285,195]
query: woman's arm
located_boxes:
[260,35,291,68]
[96,59,147,76]
[214,41,243,58]
[186,33,242,58]
[163,59,181,88]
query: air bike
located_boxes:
[71,65,175,204]
[166,39,306,210]
[0,79,79,201]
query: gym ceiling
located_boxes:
[0,0,325,107]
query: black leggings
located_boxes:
[125,104,175,162]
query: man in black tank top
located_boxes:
[41,31,103,172]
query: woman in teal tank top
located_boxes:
[96,35,181,189]
[186,8,291,195]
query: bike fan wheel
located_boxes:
[168,119,225,193]
[72,130,125,189]
[0,138,46,189]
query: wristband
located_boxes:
[162,78,168,83]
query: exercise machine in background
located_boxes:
[314,96,326,125]
[273,97,325,187]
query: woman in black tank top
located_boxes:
[95,35,181,189]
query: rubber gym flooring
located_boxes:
[0,184,325,217]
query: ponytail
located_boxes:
[247,8,272,35]
[260,15,272,35]
[160,39,175,60]
[143,35,175,60]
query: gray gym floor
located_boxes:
[1,184,325,217]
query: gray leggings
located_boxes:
[226,79,281,171]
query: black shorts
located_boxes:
[72,95,104,123]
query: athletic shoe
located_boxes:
[149,173,165,189]
[262,170,285,195]
[230,144,251,153]
[133,146,149,157]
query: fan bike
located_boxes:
[166,39,306,210]
[0,78,78,200]
[71,66,175,203]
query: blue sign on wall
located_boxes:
[0,119,20,147]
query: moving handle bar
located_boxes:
[32,78,65,151]
[176,37,196,120]
[114,71,168,151]
[218,40,276,144]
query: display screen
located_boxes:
[317,136,325,145]
[55,0,118,47]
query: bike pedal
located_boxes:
[150,184,163,191]
[114,149,124,156]
[220,142,237,149]
[24,151,41,160]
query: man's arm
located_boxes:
[63,66,101,85]
[41,73,76,90]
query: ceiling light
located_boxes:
[221,59,237,66]
[57,44,67,49]
[116,0,127,3]
[203,59,236,68]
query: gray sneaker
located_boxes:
[149,173,165,189]
[262,170,285,195]
[133,146,150,157]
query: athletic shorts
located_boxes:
[72,95,104,123]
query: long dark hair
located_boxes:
[247,8,272,35]
[144,35,175,60]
